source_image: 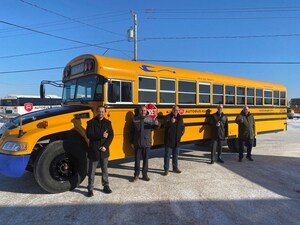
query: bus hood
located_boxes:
[6,105,91,129]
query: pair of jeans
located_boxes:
[211,139,222,162]
[238,138,253,159]
[134,147,149,177]
[164,146,179,171]
[87,156,109,191]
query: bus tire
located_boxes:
[34,140,87,193]
[227,138,239,152]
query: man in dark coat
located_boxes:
[210,104,228,164]
[235,106,256,162]
[130,105,160,182]
[86,106,114,197]
[164,105,185,175]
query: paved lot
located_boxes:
[0,120,299,225]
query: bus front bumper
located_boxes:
[0,154,30,177]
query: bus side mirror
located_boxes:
[108,82,117,103]
[40,83,45,99]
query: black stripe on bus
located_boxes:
[257,129,284,135]
[158,114,287,120]
[179,112,286,119]
[227,118,286,124]
[184,118,286,127]
[185,122,210,127]
[255,118,286,122]
[158,116,286,122]
[105,103,287,110]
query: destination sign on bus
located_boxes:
[70,63,85,76]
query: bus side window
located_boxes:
[256,88,263,105]
[107,81,120,103]
[199,82,211,104]
[274,91,279,106]
[138,76,157,103]
[160,78,176,104]
[178,80,196,104]
[121,81,133,102]
[225,85,235,105]
[280,91,286,106]
[264,89,273,105]
[213,84,224,105]
[237,86,245,105]
[108,80,133,103]
[247,88,255,105]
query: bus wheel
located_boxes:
[34,140,87,193]
[227,138,239,152]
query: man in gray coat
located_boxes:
[235,106,256,162]
[130,106,160,182]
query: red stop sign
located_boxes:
[24,103,33,112]
[145,103,157,120]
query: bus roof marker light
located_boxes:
[42,120,48,128]
[37,120,48,129]
[88,62,93,71]
[63,65,71,78]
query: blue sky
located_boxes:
[0,0,299,99]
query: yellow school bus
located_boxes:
[0,54,287,193]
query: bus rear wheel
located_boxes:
[34,140,87,193]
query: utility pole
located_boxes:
[129,10,137,61]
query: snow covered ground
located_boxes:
[287,117,300,130]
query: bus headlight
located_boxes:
[2,142,28,152]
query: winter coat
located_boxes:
[164,113,185,148]
[130,115,161,148]
[210,112,228,140]
[235,110,256,140]
[86,116,114,161]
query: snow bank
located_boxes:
[287,118,300,131]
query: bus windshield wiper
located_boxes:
[78,98,88,104]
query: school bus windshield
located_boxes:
[62,75,104,102]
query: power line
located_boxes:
[19,0,125,37]
[140,33,300,41]
[0,18,129,36]
[0,19,129,39]
[144,16,300,20]
[0,39,131,59]
[0,20,130,56]
[143,6,300,14]
[0,66,64,74]
[0,11,129,34]
[139,59,300,65]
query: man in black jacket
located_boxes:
[210,104,228,164]
[86,106,114,197]
[164,105,185,176]
[130,106,160,182]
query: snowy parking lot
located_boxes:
[0,119,299,225]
